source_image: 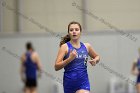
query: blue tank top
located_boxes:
[63,42,89,79]
[24,52,37,79]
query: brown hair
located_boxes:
[59,21,82,47]
[26,42,34,51]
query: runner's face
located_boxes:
[68,24,81,41]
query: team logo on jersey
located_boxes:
[76,51,87,59]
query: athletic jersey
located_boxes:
[63,42,90,93]
[63,41,89,79]
[24,52,37,79]
[136,58,140,83]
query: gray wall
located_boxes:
[0,32,140,93]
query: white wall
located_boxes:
[2,0,18,32]
[0,0,3,32]
[86,0,140,31]
[1,0,83,33]
[0,32,140,93]
[1,0,140,33]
